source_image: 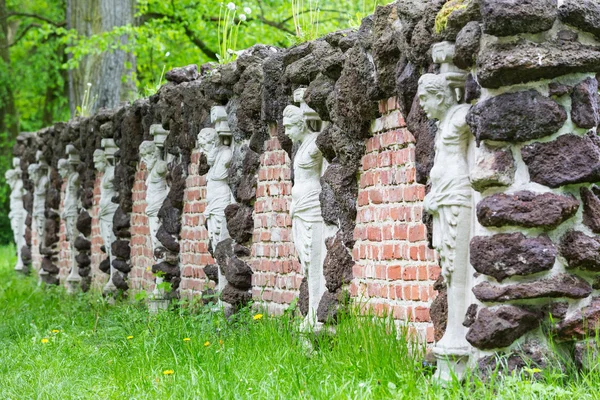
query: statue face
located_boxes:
[94,156,106,172]
[141,150,157,171]
[283,117,305,143]
[417,85,444,121]
[198,128,217,153]
[58,162,69,179]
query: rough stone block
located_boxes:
[466,90,567,144]
[480,0,557,36]
[466,305,542,349]
[559,0,600,39]
[454,21,481,70]
[323,233,354,292]
[522,133,600,188]
[477,191,579,229]
[571,77,599,129]
[559,230,600,271]
[477,39,600,88]
[472,273,592,302]
[74,237,92,251]
[581,186,600,234]
[556,297,600,341]
[165,64,198,84]
[470,233,556,282]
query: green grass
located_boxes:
[0,244,598,399]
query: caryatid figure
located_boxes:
[140,129,168,255]
[198,106,235,296]
[58,145,82,293]
[6,158,26,272]
[284,88,328,330]
[94,139,119,296]
[29,152,49,267]
[417,42,472,381]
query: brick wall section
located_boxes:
[90,174,106,290]
[179,149,213,299]
[250,124,301,315]
[129,163,155,292]
[350,98,439,343]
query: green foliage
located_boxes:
[291,0,321,42]
[435,0,469,34]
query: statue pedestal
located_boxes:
[148,299,170,313]
[432,342,471,383]
[66,276,81,294]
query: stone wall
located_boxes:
[12,0,600,379]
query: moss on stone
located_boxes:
[435,0,469,34]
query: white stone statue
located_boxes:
[58,145,81,293]
[29,152,49,274]
[141,125,170,308]
[140,133,168,254]
[198,106,236,300]
[94,139,119,296]
[5,158,26,272]
[284,88,330,331]
[417,42,473,382]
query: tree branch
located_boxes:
[280,8,351,24]
[1,22,40,48]
[5,12,65,27]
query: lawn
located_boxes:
[0,244,596,399]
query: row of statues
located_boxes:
[6,41,474,379]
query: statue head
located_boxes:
[58,159,70,179]
[5,168,19,185]
[283,105,308,143]
[197,128,218,154]
[28,163,40,181]
[94,149,107,172]
[139,141,159,171]
[417,74,457,121]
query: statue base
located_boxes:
[433,346,470,383]
[66,278,81,294]
[148,298,170,314]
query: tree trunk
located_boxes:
[0,0,19,139]
[68,0,136,116]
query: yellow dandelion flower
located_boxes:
[204,341,210,347]
[146,266,151,272]
[253,314,264,321]
[183,338,191,342]
[51,329,60,334]
[163,369,174,375]
[219,340,224,345]
[127,335,134,340]
[41,338,49,344]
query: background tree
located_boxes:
[0,0,381,244]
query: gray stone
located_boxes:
[470,233,556,282]
[74,237,91,251]
[480,0,557,36]
[431,277,447,342]
[112,259,132,274]
[477,39,600,88]
[317,290,349,323]
[473,274,592,302]
[298,277,309,317]
[225,203,254,244]
[559,0,600,39]
[466,90,567,144]
[470,144,515,191]
[559,230,600,272]
[571,77,599,129]
[221,283,252,308]
[477,191,579,229]
[581,186,600,234]
[466,305,542,350]
[454,21,482,70]
[556,297,600,341]
[464,73,481,103]
[203,264,219,283]
[548,81,572,97]
[463,304,478,328]
[165,64,199,84]
[323,233,354,292]
[111,240,131,260]
[522,133,600,188]
[477,339,553,378]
